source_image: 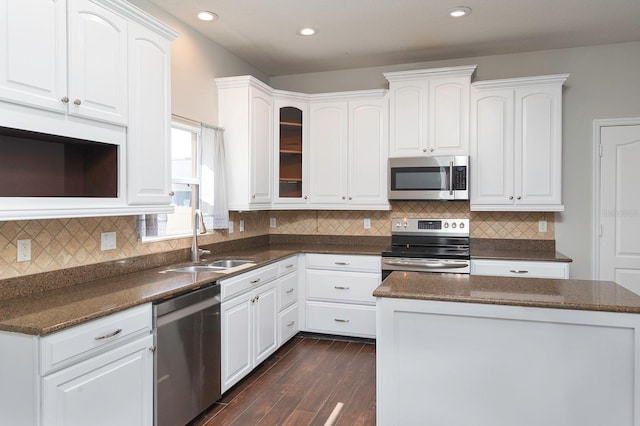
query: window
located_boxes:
[138,122,202,239]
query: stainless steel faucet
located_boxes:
[191,209,210,262]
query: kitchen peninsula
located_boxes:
[375,272,640,426]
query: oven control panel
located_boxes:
[392,218,469,235]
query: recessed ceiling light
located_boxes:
[197,11,218,22]
[449,6,472,18]
[298,27,318,36]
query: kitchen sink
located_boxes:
[161,259,255,274]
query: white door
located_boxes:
[309,101,348,204]
[429,76,470,155]
[221,294,252,393]
[0,0,67,113]
[348,98,388,206]
[599,124,640,293]
[41,335,153,426]
[388,80,427,157]
[249,87,273,204]
[253,281,278,365]
[67,0,128,125]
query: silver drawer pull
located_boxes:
[286,288,295,294]
[334,261,350,266]
[286,320,295,327]
[285,264,294,268]
[334,286,350,290]
[250,278,261,284]
[334,318,350,323]
[509,270,529,274]
[95,329,123,341]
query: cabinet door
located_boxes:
[0,0,67,113]
[515,85,563,207]
[309,101,348,204]
[250,87,273,204]
[127,24,172,205]
[470,88,515,207]
[41,334,153,426]
[429,76,470,155]
[273,99,308,204]
[388,80,427,157]
[253,281,278,365]
[221,294,252,393]
[67,0,128,125]
[348,97,388,206]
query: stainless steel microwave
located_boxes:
[388,156,469,200]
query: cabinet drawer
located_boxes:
[220,263,278,301]
[306,270,379,305]
[471,260,570,279]
[306,301,376,338]
[278,256,298,276]
[305,253,381,273]
[278,304,299,345]
[40,304,152,375]
[278,273,298,311]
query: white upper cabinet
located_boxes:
[127,22,173,206]
[67,0,128,125]
[216,76,273,210]
[470,74,569,211]
[0,0,128,125]
[0,0,67,113]
[385,65,477,158]
[308,91,389,210]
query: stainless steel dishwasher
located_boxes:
[153,283,221,426]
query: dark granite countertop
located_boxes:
[470,238,572,262]
[0,240,388,336]
[374,271,640,313]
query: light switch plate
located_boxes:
[269,218,276,228]
[364,218,371,229]
[17,239,31,262]
[229,221,234,234]
[101,232,116,251]
[538,220,548,233]
[239,220,245,232]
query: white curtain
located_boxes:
[200,125,229,229]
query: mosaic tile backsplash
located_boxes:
[0,202,553,279]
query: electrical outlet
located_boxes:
[17,239,31,262]
[364,218,371,229]
[538,220,548,233]
[269,217,276,228]
[228,221,234,234]
[100,232,116,251]
[239,220,245,232]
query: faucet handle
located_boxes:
[199,248,211,256]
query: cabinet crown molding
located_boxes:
[472,73,570,90]
[96,0,178,40]
[383,64,477,82]
[215,75,274,93]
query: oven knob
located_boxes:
[459,222,465,229]
[444,222,449,228]
[452,222,457,229]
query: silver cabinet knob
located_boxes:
[251,194,256,199]
[517,196,522,200]
[304,196,308,200]
[168,191,175,196]
[422,148,427,152]
[61,96,69,103]
[509,196,514,200]
[73,99,81,106]
[342,196,346,200]
[430,148,434,152]
[348,197,352,200]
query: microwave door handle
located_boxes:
[449,161,454,196]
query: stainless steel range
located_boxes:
[381,218,470,280]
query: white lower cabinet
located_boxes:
[303,253,381,339]
[220,256,299,393]
[0,303,153,426]
[471,259,570,279]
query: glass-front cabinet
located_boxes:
[273,98,308,204]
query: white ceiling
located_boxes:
[149,0,640,76]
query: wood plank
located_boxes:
[282,410,316,426]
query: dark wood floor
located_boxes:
[190,334,376,426]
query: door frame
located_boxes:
[592,117,640,280]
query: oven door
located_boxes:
[388,156,468,200]
[382,257,470,280]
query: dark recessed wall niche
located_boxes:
[0,126,118,198]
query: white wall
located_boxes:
[270,42,640,279]
[128,0,269,124]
